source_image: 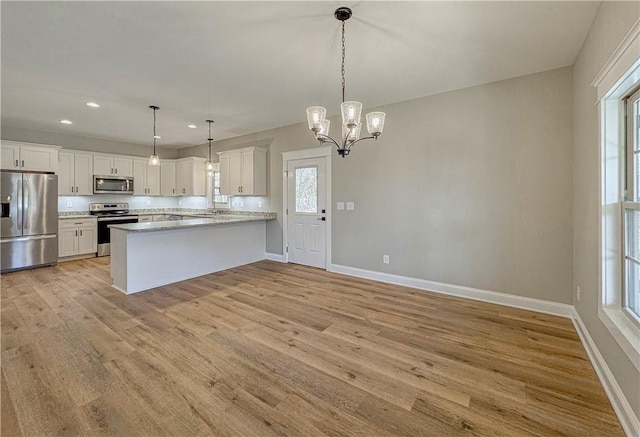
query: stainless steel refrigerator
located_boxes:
[1,172,58,272]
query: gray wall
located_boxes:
[182,67,574,304]
[1,125,179,159]
[573,1,640,421]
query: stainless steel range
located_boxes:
[90,203,138,256]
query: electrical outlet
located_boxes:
[337,202,345,210]
[258,200,262,208]
[178,200,182,206]
[383,254,390,264]
[346,201,355,211]
[66,201,73,208]
[576,286,581,302]
[146,200,151,206]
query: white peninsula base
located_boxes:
[110,220,266,294]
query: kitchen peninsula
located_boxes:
[109,213,275,294]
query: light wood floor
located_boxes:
[1,257,624,436]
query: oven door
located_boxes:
[96,216,138,256]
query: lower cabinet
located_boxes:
[138,215,153,223]
[59,218,97,259]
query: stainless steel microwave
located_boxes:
[93,175,134,194]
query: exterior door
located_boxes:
[287,157,327,268]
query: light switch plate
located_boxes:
[146,200,151,206]
[337,202,345,210]
[66,201,73,208]
[346,202,355,211]
[258,200,262,208]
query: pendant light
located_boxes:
[148,105,160,166]
[306,7,386,157]
[205,120,214,176]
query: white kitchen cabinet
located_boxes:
[133,159,160,195]
[217,146,267,196]
[93,154,133,177]
[176,157,206,196]
[58,151,93,195]
[153,214,167,222]
[0,141,59,173]
[58,218,97,259]
[160,160,177,196]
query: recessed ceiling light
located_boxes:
[153,135,161,139]
[60,119,73,124]
[85,102,100,108]
[187,124,197,129]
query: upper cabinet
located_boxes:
[133,159,160,195]
[59,150,93,195]
[160,160,177,196]
[0,141,59,173]
[93,154,133,177]
[218,146,267,196]
[176,157,206,196]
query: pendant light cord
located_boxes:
[207,120,214,161]
[341,19,346,103]
[152,107,157,154]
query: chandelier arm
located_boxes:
[345,135,377,148]
[316,134,341,149]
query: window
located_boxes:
[624,88,640,321]
[294,166,318,214]
[210,163,229,208]
[595,29,640,368]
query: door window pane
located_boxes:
[295,167,318,213]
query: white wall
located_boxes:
[181,67,574,305]
[573,2,640,422]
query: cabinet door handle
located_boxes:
[76,186,78,193]
[80,230,83,236]
[15,160,18,167]
[21,160,24,167]
[75,230,78,236]
[115,168,118,174]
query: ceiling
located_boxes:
[1,1,599,149]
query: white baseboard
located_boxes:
[572,310,640,437]
[264,252,286,263]
[328,263,574,318]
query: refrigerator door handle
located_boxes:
[16,179,22,231]
[22,180,28,230]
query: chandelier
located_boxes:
[148,105,160,166]
[306,7,386,157]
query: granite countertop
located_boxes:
[110,215,274,232]
[59,214,94,219]
[60,209,276,220]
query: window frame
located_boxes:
[596,45,640,371]
[623,88,640,326]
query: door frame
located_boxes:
[282,145,332,269]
